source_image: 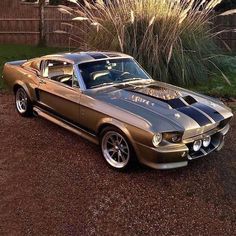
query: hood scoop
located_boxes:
[136,85,182,100]
[123,85,197,109]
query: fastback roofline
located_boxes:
[76,56,133,65]
[41,51,132,65]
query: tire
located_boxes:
[15,87,33,117]
[100,127,136,171]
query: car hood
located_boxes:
[86,81,233,134]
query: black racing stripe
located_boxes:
[192,103,224,122]
[177,106,212,126]
[86,52,108,59]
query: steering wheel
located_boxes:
[115,72,131,81]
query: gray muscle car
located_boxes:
[2,51,233,170]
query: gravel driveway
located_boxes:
[0,92,235,236]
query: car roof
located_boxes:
[41,51,133,65]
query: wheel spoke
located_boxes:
[109,137,116,145]
[110,152,116,158]
[108,148,115,154]
[113,152,118,161]
[117,136,123,144]
[121,149,128,155]
[107,140,114,146]
[116,135,119,142]
[120,153,126,162]
[117,152,121,162]
[20,92,24,99]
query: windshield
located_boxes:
[78,58,151,89]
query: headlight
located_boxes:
[152,133,162,147]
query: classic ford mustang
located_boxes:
[2,51,233,170]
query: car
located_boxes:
[2,51,233,170]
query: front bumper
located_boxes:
[135,124,230,170]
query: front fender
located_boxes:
[96,117,139,150]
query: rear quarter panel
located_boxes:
[2,61,39,101]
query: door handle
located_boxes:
[39,79,46,84]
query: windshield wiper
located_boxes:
[119,78,153,85]
[90,82,115,89]
[121,78,142,82]
[90,78,153,89]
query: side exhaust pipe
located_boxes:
[33,108,39,117]
[31,106,99,145]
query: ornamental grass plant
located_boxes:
[60,0,233,86]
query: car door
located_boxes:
[36,59,81,125]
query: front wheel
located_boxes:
[100,127,135,170]
[15,87,33,117]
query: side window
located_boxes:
[42,60,74,87]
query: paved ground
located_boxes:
[0,92,235,236]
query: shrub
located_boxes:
[62,0,230,86]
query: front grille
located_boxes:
[187,132,223,160]
[188,143,216,160]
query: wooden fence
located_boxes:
[0,0,78,47]
[214,15,236,51]
[0,0,236,51]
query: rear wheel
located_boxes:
[15,87,33,117]
[100,127,135,170]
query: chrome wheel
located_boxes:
[102,131,130,169]
[16,88,28,114]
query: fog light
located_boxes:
[193,140,202,152]
[203,136,211,147]
[152,133,162,147]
